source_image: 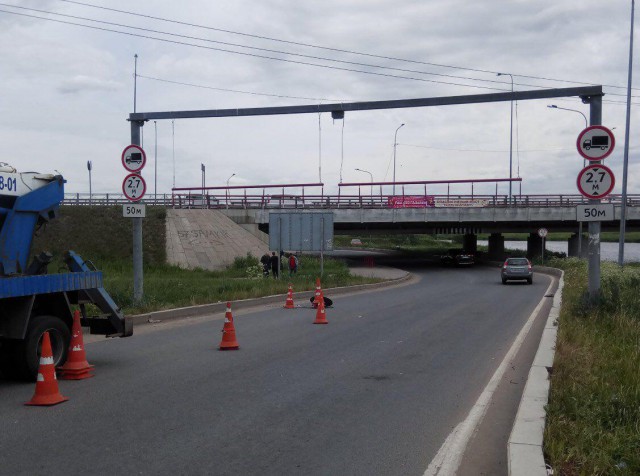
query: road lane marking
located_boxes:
[423,276,556,476]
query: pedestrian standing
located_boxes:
[289,253,298,276]
[260,253,270,277]
[269,251,279,278]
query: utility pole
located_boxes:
[619,0,635,266]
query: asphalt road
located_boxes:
[0,265,551,476]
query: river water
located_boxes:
[477,240,640,263]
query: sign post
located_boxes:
[538,228,548,265]
[123,137,146,304]
[577,113,613,301]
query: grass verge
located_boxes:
[544,258,640,474]
[102,254,380,315]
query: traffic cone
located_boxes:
[313,298,328,325]
[284,284,295,309]
[57,310,94,380]
[219,302,239,350]
[312,278,324,308]
[25,331,69,406]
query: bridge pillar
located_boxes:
[568,233,588,258]
[487,233,505,260]
[463,233,477,253]
[527,233,544,260]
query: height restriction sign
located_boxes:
[122,173,147,201]
[577,164,615,199]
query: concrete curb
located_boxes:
[508,268,564,476]
[130,271,412,326]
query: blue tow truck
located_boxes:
[0,166,132,379]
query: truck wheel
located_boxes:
[3,316,71,381]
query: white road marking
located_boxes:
[424,276,556,476]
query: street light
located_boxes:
[548,104,589,258]
[87,160,92,206]
[497,73,513,204]
[355,168,374,197]
[226,173,235,209]
[201,163,206,198]
[393,123,405,196]
[547,105,588,129]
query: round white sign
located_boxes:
[121,145,147,173]
[577,164,615,199]
[576,126,615,161]
[122,173,147,201]
[538,228,548,238]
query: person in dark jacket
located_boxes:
[260,253,270,277]
[269,251,279,278]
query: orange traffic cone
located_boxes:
[313,298,328,324]
[219,302,239,350]
[57,310,94,380]
[25,331,69,406]
[312,278,324,308]
[284,284,295,309]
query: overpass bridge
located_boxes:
[66,179,638,260]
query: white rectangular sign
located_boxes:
[122,204,146,218]
[576,204,615,222]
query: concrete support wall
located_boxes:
[567,233,587,258]
[527,233,544,260]
[166,209,269,271]
[488,233,505,260]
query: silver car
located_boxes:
[501,257,533,284]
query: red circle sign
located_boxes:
[122,173,147,201]
[121,145,147,172]
[576,126,615,161]
[576,164,615,199]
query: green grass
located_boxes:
[544,259,640,474]
[31,205,167,267]
[30,207,379,314]
[100,254,378,314]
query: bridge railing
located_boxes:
[62,188,640,209]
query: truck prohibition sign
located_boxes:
[576,126,615,161]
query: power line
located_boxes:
[0,8,513,92]
[138,74,342,102]
[1,3,520,92]
[55,0,639,93]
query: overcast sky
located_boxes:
[1,0,639,199]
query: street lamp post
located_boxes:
[87,160,92,206]
[497,73,514,204]
[226,173,236,209]
[393,123,405,196]
[201,163,206,198]
[355,168,374,197]
[548,104,589,258]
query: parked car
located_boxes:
[441,249,475,266]
[501,257,533,284]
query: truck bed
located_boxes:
[0,271,103,299]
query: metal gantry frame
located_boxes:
[129,85,605,302]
